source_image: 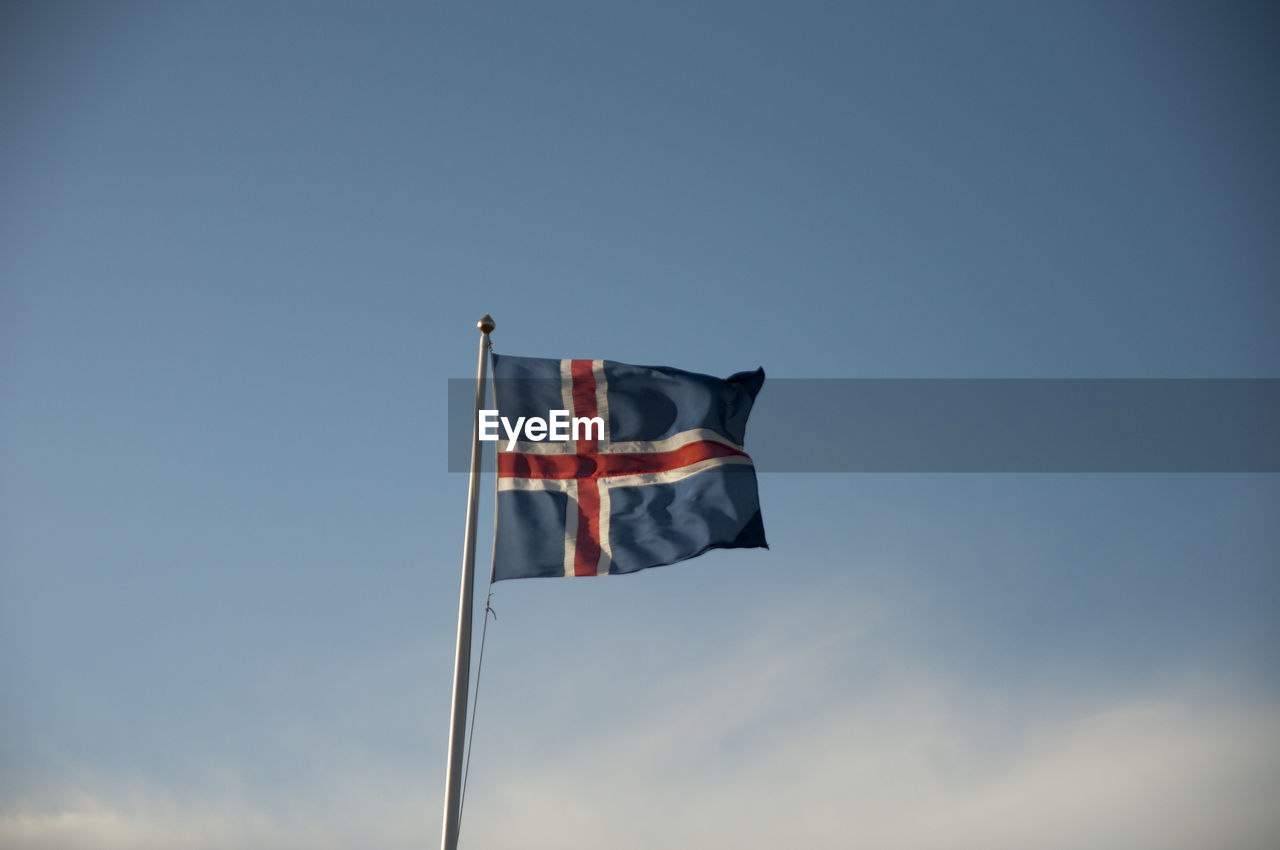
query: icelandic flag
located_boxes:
[491,354,767,581]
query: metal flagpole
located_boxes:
[441,313,494,850]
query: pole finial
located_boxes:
[478,313,495,333]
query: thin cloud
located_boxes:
[467,654,1280,850]
[7,614,1278,850]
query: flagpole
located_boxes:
[441,313,494,850]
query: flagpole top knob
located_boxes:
[478,313,495,334]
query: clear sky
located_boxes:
[2,2,1278,848]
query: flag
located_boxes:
[490,354,767,580]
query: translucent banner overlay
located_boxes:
[448,379,1280,472]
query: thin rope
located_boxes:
[459,338,499,823]
[458,585,495,820]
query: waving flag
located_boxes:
[491,354,767,580]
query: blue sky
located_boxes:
[2,2,1278,847]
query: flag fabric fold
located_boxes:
[491,354,767,581]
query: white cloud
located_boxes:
[0,774,434,850]
[5,607,1279,850]
[463,607,1280,850]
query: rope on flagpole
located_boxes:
[459,334,500,824]
[458,583,495,820]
